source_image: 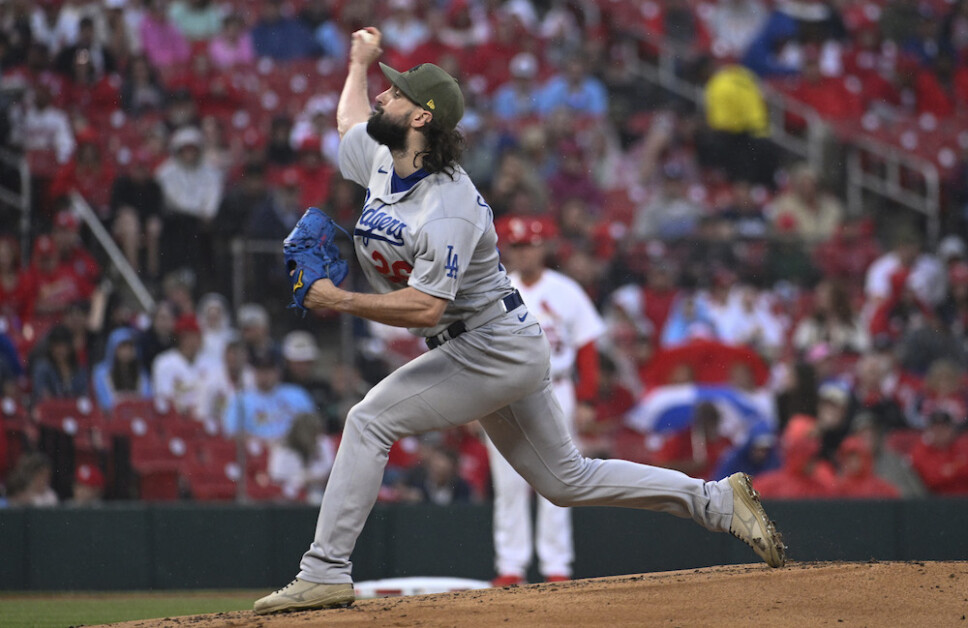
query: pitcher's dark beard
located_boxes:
[366,110,408,153]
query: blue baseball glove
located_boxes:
[283,207,349,312]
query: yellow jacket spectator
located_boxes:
[704,65,769,138]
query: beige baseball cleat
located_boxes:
[727,472,786,568]
[253,579,355,615]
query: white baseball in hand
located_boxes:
[355,29,377,45]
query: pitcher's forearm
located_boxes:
[338,63,372,138]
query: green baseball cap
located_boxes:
[379,62,465,131]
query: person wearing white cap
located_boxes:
[155,125,224,272]
[492,52,541,121]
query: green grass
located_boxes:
[0,590,261,628]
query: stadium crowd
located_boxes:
[2,0,968,507]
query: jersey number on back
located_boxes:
[371,251,412,283]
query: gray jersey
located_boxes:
[338,123,513,337]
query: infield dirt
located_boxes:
[97,561,968,627]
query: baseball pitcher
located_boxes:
[254,27,785,615]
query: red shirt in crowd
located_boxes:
[836,436,900,498]
[910,432,968,496]
[652,428,732,481]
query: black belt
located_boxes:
[426,290,524,349]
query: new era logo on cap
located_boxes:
[379,62,464,131]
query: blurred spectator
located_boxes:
[92,326,152,411]
[850,354,906,430]
[4,453,58,507]
[0,236,32,322]
[265,114,296,167]
[281,330,332,419]
[700,63,773,186]
[492,52,541,121]
[536,54,608,118]
[632,163,704,240]
[909,410,968,495]
[865,230,946,310]
[399,442,474,505]
[741,7,800,77]
[110,148,164,277]
[29,0,65,55]
[139,0,191,70]
[51,210,100,289]
[102,0,138,69]
[237,303,279,362]
[139,301,176,369]
[716,284,784,359]
[835,435,900,498]
[247,167,305,240]
[380,0,430,57]
[659,289,717,349]
[119,54,166,116]
[437,1,490,50]
[913,359,968,430]
[902,4,944,66]
[24,235,93,325]
[68,463,105,506]
[786,47,863,122]
[754,415,838,498]
[163,88,200,132]
[168,0,223,42]
[547,140,602,212]
[812,218,882,283]
[170,55,243,120]
[24,81,75,168]
[222,350,314,440]
[653,402,732,480]
[719,181,769,239]
[939,262,968,352]
[160,269,196,317]
[815,380,853,463]
[156,126,224,273]
[768,163,843,243]
[268,411,336,503]
[764,230,820,287]
[714,421,780,480]
[868,270,935,345]
[707,0,768,59]
[941,0,968,60]
[53,16,116,77]
[151,313,207,419]
[290,96,340,165]
[291,136,335,208]
[198,337,254,424]
[208,13,254,69]
[195,292,235,374]
[30,324,89,403]
[793,280,868,356]
[309,0,350,62]
[851,411,926,497]
[251,0,317,62]
[48,132,116,220]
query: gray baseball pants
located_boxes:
[298,310,734,584]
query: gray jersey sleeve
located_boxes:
[337,123,380,187]
[408,215,482,301]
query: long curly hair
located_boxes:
[415,119,465,179]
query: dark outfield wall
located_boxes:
[1,499,966,591]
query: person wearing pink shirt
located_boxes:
[139,0,190,70]
[208,13,254,69]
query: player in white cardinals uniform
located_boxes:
[489,215,606,584]
[253,27,785,616]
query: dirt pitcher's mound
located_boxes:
[103,561,968,627]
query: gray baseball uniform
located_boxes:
[297,123,736,584]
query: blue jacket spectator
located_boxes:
[660,293,719,349]
[251,0,318,62]
[741,10,799,77]
[536,56,608,118]
[714,420,781,479]
[31,325,89,404]
[492,52,541,121]
[222,352,314,440]
[93,327,152,411]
